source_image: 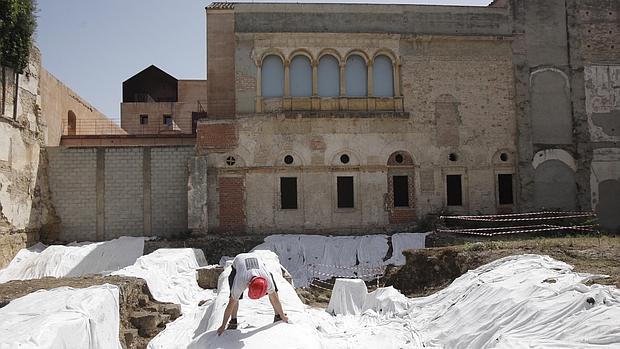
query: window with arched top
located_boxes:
[290,55,312,97]
[345,55,367,97]
[67,110,77,135]
[373,55,394,97]
[318,55,340,97]
[261,55,284,97]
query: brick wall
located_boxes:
[47,148,98,241]
[47,146,195,241]
[104,148,144,238]
[151,147,193,235]
[218,176,246,233]
[196,122,238,153]
[207,9,236,117]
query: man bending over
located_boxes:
[217,252,288,335]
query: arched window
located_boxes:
[345,55,367,97]
[67,110,77,135]
[373,55,394,97]
[318,55,340,97]
[290,55,312,97]
[261,55,284,97]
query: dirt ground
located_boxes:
[299,234,619,305]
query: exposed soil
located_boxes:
[0,275,181,349]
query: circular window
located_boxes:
[395,154,404,164]
[500,153,509,162]
[340,154,350,164]
[448,153,458,162]
[284,155,294,165]
[225,156,236,166]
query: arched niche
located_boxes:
[530,68,572,144]
[289,55,312,97]
[318,55,340,97]
[345,54,367,97]
[67,110,77,135]
[373,55,394,97]
[533,159,577,210]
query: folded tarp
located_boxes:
[327,279,410,316]
[0,284,122,349]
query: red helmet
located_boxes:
[248,276,268,299]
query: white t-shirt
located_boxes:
[230,252,276,299]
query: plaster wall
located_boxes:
[39,69,123,143]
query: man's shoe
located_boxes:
[273,314,282,323]
[227,318,238,330]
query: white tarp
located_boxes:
[252,233,428,287]
[406,254,620,348]
[113,248,213,312]
[0,284,122,349]
[327,279,410,316]
[0,237,145,283]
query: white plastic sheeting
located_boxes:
[327,279,410,316]
[406,254,620,348]
[113,248,213,312]
[0,237,145,283]
[0,284,122,349]
[251,233,428,287]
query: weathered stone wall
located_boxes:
[0,49,53,267]
[47,146,194,241]
[199,8,519,234]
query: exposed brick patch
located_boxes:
[389,209,417,224]
[218,177,246,234]
[196,123,238,153]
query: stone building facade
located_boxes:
[200,2,518,234]
[196,0,619,234]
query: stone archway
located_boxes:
[533,159,577,210]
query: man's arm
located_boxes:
[268,292,288,323]
[217,297,239,335]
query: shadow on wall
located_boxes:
[598,179,620,233]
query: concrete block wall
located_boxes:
[104,148,144,238]
[151,147,193,235]
[47,148,97,241]
[47,146,194,241]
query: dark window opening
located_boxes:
[393,176,409,207]
[281,177,298,209]
[446,175,463,206]
[163,114,173,126]
[225,156,236,166]
[448,153,458,162]
[140,114,149,125]
[340,154,350,164]
[284,155,294,165]
[500,153,509,162]
[395,154,404,164]
[498,174,514,205]
[337,176,354,208]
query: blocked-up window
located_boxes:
[373,55,394,97]
[393,176,409,207]
[280,177,298,210]
[318,55,340,97]
[345,55,367,97]
[498,174,514,205]
[262,55,284,97]
[446,175,463,206]
[290,55,312,97]
[337,176,354,208]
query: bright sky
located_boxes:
[36,0,490,122]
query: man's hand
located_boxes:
[217,324,226,336]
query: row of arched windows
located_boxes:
[260,51,398,99]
